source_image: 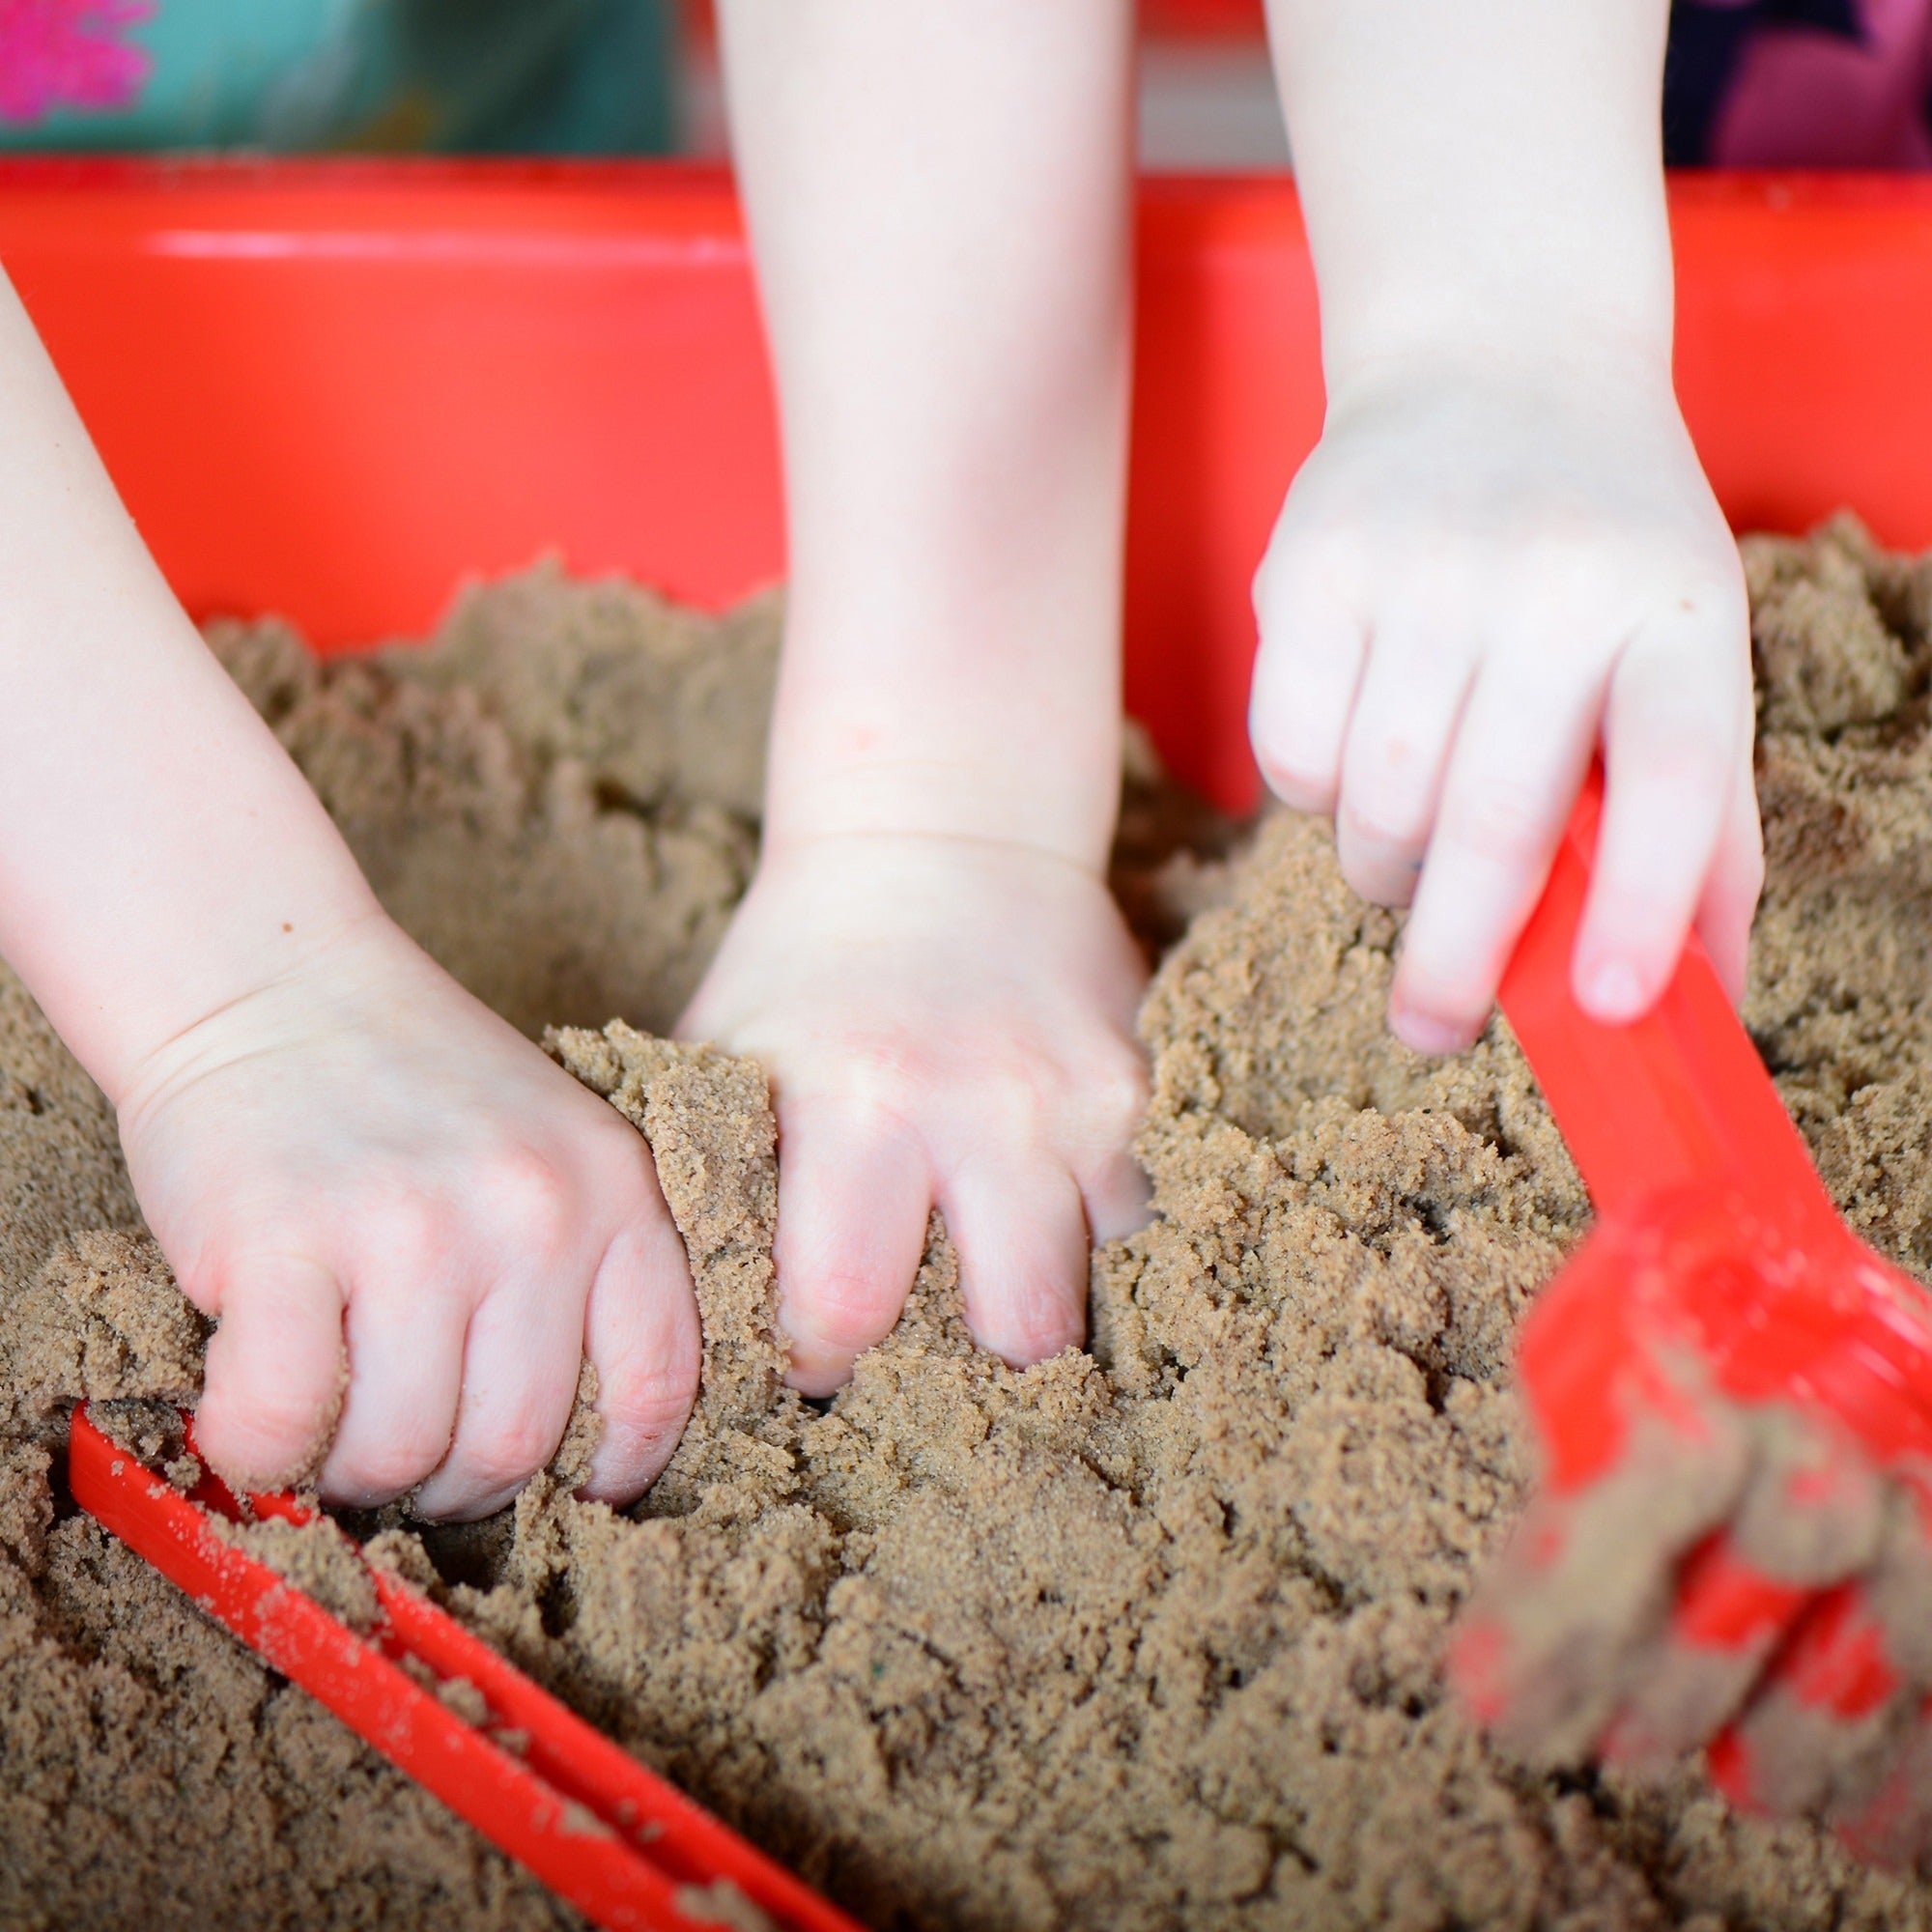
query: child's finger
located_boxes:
[319,1269,469,1507]
[578,1210,703,1504]
[1078,1148,1151,1247]
[1388,653,1598,1053]
[1249,552,1367,815]
[194,1251,347,1491]
[772,1095,931,1396]
[410,1259,587,1520]
[1694,751,1766,1006]
[1334,614,1475,908]
[1060,1042,1151,1243]
[1573,618,1744,1022]
[942,1157,1090,1368]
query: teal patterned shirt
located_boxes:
[0,0,675,155]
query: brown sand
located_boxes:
[216,561,776,1040]
[3,521,1932,1927]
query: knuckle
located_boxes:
[981,1065,1052,1147]
[480,1146,577,1250]
[1343,759,1432,843]
[591,1118,657,1192]
[946,1064,1064,1161]
[1622,726,1732,809]
[1667,559,1748,623]
[1526,530,1621,608]
[832,1033,931,1139]
[1031,1078,1150,1207]
[836,1033,1054,1152]
[1250,528,1308,620]
[1081,1047,1150,1150]
[1251,520,1361,631]
[586,1140,671,1238]
[1440,779,1548,869]
[170,1232,240,1317]
[364,1194,446,1277]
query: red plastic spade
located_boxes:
[1455,770,1932,1862]
[70,1404,862,1932]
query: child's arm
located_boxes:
[696,1,1151,1393]
[0,276,699,1514]
[1256,0,1762,1051]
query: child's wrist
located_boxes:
[761,583,1125,872]
[762,714,1121,875]
[93,876,392,1114]
[1321,316,1675,421]
[1327,285,1673,395]
[762,756,1117,874]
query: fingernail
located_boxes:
[1388,998,1469,1059]
[1022,1319,1085,1366]
[1580,958,1647,1023]
[780,1345,849,1401]
[999,1313,1083,1371]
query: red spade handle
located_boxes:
[1498,769,1836,1236]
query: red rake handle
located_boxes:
[69,1407,860,1932]
[1497,770,1835,1229]
[212,1463,846,1927]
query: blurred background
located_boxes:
[676,1,1287,170]
[0,0,1288,169]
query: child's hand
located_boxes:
[116,916,700,1518]
[712,7,1144,1388]
[1248,357,1762,1053]
[0,276,699,1521]
[678,834,1150,1395]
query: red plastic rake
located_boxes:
[1455,771,1932,1862]
[70,1405,862,1932]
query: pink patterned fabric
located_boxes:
[0,0,152,125]
[1713,0,1932,166]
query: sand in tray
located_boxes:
[5,523,1932,1928]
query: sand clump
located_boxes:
[213,561,775,1041]
[0,522,1931,1926]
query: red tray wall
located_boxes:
[2,160,1927,811]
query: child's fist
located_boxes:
[116,917,700,1519]
[679,833,1149,1394]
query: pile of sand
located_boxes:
[2,522,1930,1929]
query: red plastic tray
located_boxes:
[5,160,1931,810]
